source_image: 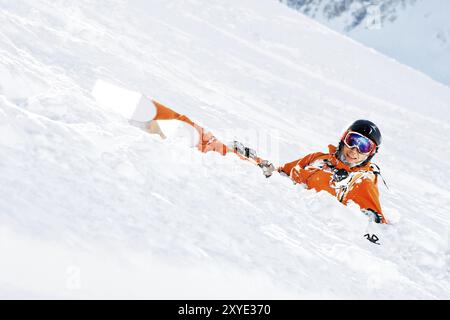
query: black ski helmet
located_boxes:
[338,119,382,167]
[347,119,382,147]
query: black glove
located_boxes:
[258,160,276,178]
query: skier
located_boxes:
[143,100,387,224]
[257,120,387,224]
[92,80,386,224]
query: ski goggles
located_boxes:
[342,131,376,155]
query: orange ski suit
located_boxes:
[278,145,386,223]
[150,100,384,222]
[151,100,229,155]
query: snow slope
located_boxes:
[1,0,450,299]
[281,0,450,87]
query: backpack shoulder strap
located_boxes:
[370,163,389,190]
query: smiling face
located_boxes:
[342,143,370,165]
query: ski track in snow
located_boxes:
[0,0,449,298]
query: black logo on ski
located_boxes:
[364,234,381,245]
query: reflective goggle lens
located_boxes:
[344,132,375,154]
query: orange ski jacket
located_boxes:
[278,145,386,223]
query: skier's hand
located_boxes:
[362,209,385,224]
[258,160,276,178]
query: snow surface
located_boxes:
[281,0,450,87]
[0,0,449,299]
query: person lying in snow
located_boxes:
[92,80,387,224]
[258,120,387,224]
[144,100,387,225]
